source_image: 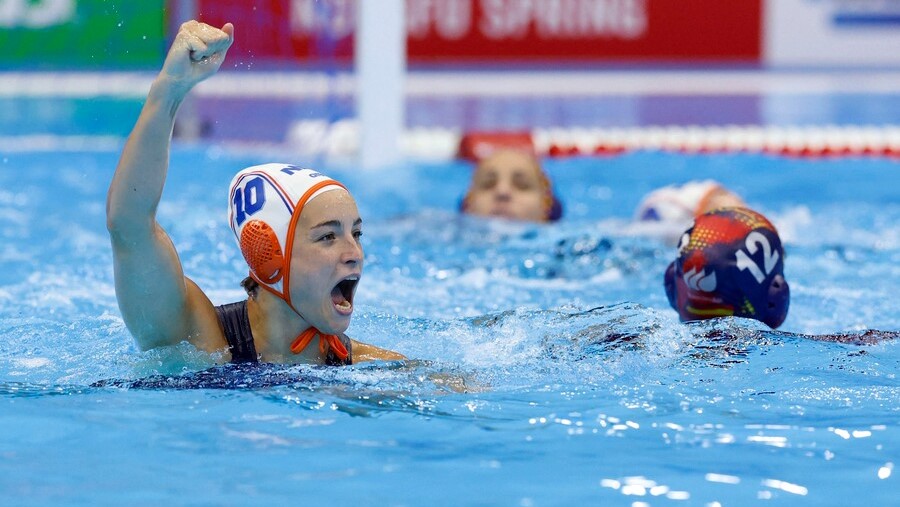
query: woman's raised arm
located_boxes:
[107,21,234,351]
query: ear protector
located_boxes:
[228,163,346,305]
[239,219,284,284]
[664,207,790,328]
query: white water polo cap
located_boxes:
[636,180,744,225]
[228,163,347,304]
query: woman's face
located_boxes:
[288,189,363,335]
[465,150,548,222]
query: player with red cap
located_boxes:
[458,136,563,223]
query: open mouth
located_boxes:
[331,276,358,315]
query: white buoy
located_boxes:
[356,0,406,169]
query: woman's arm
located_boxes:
[350,339,407,363]
[106,21,234,352]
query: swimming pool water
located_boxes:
[0,143,898,506]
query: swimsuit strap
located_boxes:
[215,301,259,363]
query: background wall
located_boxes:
[1,0,164,69]
[3,0,898,69]
[191,0,761,66]
[765,0,900,67]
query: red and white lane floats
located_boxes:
[286,121,900,161]
[449,126,900,160]
[532,125,900,158]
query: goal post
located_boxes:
[355,0,406,169]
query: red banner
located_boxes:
[195,0,761,65]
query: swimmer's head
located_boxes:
[664,207,790,328]
[228,164,352,313]
[637,180,745,224]
[461,148,562,222]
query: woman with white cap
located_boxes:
[107,20,403,365]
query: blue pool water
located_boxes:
[0,139,897,506]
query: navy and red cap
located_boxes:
[664,207,790,328]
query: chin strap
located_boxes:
[290,327,350,361]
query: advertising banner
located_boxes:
[406,0,761,63]
[195,0,762,65]
[195,0,355,66]
[1,0,165,69]
[765,0,900,67]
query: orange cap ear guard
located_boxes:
[229,164,347,303]
[239,219,285,284]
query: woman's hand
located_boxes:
[157,20,234,99]
[107,20,235,353]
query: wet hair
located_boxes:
[241,276,260,299]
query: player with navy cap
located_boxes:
[664,207,790,328]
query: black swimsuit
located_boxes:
[214,300,352,365]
